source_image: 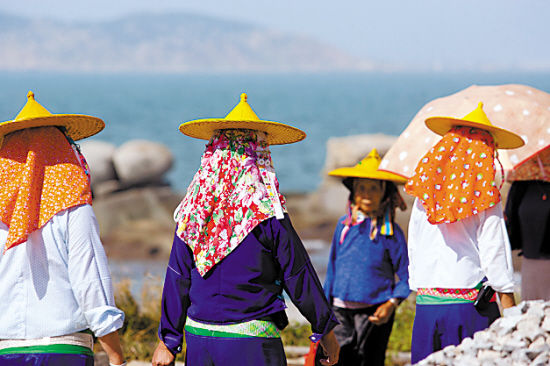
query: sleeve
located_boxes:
[477,204,515,293]
[269,215,338,342]
[157,230,193,355]
[386,225,411,300]
[504,182,526,251]
[406,199,423,291]
[67,204,125,338]
[323,221,342,303]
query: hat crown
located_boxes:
[357,148,381,172]
[224,93,260,121]
[14,91,52,121]
[461,102,493,128]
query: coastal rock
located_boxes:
[314,133,399,214]
[307,133,413,235]
[415,300,550,365]
[79,140,117,187]
[112,140,173,186]
[322,133,399,174]
[93,186,182,259]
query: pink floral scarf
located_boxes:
[174,129,286,276]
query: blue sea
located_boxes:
[1,71,550,193]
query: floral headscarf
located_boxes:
[174,129,286,276]
[405,126,500,224]
[0,127,92,251]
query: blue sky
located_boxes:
[1,0,549,70]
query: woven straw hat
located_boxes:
[179,93,306,145]
[0,91,105,141]
[425,102,524,149]
[329,149,408,187]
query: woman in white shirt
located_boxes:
[405,103,522,364]
[0,92,126,366]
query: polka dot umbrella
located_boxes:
[379,84,550,182]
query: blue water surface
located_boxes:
[1,71,549,192]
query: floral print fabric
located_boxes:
[0,127,92,251]
[405,126,500,224]
[174,129,287,277]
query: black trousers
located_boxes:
[316,305,395,366]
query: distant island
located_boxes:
[0,12,373,73]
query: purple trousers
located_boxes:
[0,353,93,366]
[184,331,286,366]
[411,302,500,364]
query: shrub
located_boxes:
[107,277,185,362]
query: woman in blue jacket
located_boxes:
[322,149,410,366]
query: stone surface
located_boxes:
[94,186,182,259]
[112,140,173,186]
[415,300,550,365]
[304,133,415,235]
[80,140,117,187]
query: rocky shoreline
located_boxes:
[86,134,408,260]
[87,133,513,269]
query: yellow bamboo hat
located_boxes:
[0,91,105,140]
[179,93,306,145]
[425,102,524,149]
[328,148,408,185]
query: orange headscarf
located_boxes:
[0,127,92,251]
[405,126,500,224]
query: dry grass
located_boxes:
[109,278,414,365]
[110,278,185,362]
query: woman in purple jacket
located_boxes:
[321,149,410,366]
[152,94,339,366]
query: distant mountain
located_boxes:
[0,12,373,73]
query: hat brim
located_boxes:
[328,167,408,184]
[179,119,306,145]
[0,114,105,141]
[425,116,524,149]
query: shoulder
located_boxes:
[476,203,505,225]
[49,203,95,228]
[67,203,95,216]
[383,223,406,246]
[336,215,347,228]
[61,204,101,240]
[255,214,299,241]
[392,223,406,240]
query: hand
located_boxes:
[498,292,516,309]
[152,341,176,366]
[368,301,396,325]
[318,330,340,366]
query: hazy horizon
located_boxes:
[1,0,549,72]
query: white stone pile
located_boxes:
[416,300,550,366]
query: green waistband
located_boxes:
[0,344,93,356]
[416,294,475,305]
[184,317,280,339]
[416,282,484,305]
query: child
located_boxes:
[321,148,410,366]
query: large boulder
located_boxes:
[112,140,173,186]
[79,140,117,188]
[93,186,182,259]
